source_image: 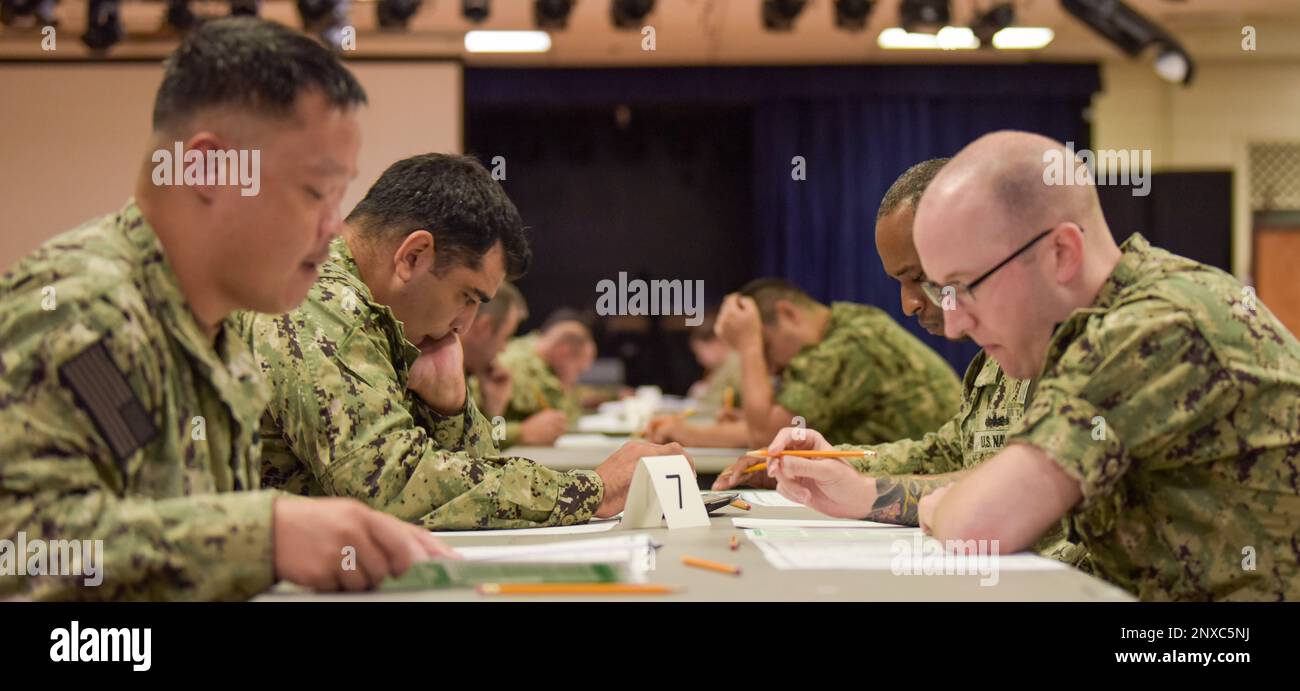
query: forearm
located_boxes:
[670,420,749,448]
[737,344,775,443]
[929,444,1080,551]
[863,471,967,526]
[412,388,499,458]
[2,489,278,602]
[322,441,603,529]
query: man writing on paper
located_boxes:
[715,159,1086,567]
[496,310,597,428]
[240,154,686,530]
[461,282,568,448]
[0,18,453,601]
[772,132,1300,600]
[646,278,961,449]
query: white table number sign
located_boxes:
[621,455,710,529]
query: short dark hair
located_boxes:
[540,307,594,334]
[346,154,531,279]
[738,278,821,324]
[877,158,950,222]
[153,17,367,131]
[478,281,528,330]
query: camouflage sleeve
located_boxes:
[409,391,499,458]
[774,341,868,433]
[842,413,966,476]
[0,296,275,601]
[1006,306,1222,513]
[255,315,603,530]
[502,420,523,449]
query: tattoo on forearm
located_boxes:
[866,477,952,526]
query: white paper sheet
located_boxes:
[455,534,659,581]
[744,528,1068,579]
[731,517,908,530]
[428,518,620,537]
[738,490,805,508]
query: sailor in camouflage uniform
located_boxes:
[497,321,593,426]
[239,154,684,530]
[0,18,450,601]
[765,132,1298,600]
[652,271,962,450]
[714,158,1087,567]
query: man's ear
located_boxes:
[393,230,435,282]
[774,299,801,326]
[182,131,227,205]
[1052,223,1086,285]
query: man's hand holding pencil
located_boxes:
[713,425,865,490]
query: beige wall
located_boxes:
[1093,59,1300,280]
[0,60,462,271]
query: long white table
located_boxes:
[507,443,747,475]
[257,501,1135,602]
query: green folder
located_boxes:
[380,560,625,591]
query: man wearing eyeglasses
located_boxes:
[765,131,1300,601]
[712,159,1085,567]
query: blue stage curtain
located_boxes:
[752,72,1098,372]
[466,64,1101,373]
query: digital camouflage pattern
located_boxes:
[497,332,583,423]
[776,302,961,446]
[844,351,1089,567]
[1007,233,1300,601]
[0,201,277,601]
[468,373,522,448]
[236,238,603,529]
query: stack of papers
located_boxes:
[428,518,620,537]
[455,534,660,582]
[576,413,639,435]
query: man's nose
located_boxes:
[901,289,926,317]
[943,303,974,341]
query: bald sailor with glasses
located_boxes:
[716,157,1088,568]
[760,131,1300,601]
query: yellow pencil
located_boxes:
[476,583,677,596]
[722,386,735,412]
[745,449,872,458]
[729,499,752,511]
[741,462,768,474]
[682,556,742,576]
[535,390,550,410]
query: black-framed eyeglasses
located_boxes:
[920,225,1082,309]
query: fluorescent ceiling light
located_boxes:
[464,30,552,53]
[991,27,1055,49]
[879,25,1053,50]
[878,26,978,50]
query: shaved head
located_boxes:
[923,132,1109,249]
[912,131,1123,379]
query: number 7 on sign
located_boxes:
[622,455,710,529]
[666,474,683,509]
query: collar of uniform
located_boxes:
[119,199,269,423]
[971,349,1003,388]
[327,237,422,369]
[1037,233,1152,381]
[1091,232,1151,310]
